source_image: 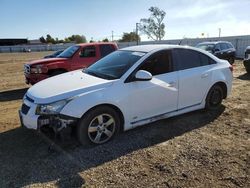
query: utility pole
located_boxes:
[111,31,114,41]
[136,23,140,45]
[218,28,221,38]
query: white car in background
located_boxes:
[19,45,233,145]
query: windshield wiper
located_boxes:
[83,69,117,80]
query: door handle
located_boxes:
[201,73,209,78]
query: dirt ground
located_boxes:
[0,52,249,188]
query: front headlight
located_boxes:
[36,100,68,115]
[30,65,48,74]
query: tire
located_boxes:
[228,56,235,65]
[205,85,224,110]
[77,106,121,146]
[50,70,66,77]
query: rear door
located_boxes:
[173,49,214,109]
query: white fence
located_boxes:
[0,35,250,58]
[118,35,250,58]
[0,43,74,53]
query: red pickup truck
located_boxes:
[24,42,118,84]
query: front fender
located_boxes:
[60,89,125,119]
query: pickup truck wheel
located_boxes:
[205,85,223,110]
[50,70,66,77]
[77,106,120,146]
[228,57,234,64]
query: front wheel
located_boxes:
[205,85,224,110]
[77,106,120,146]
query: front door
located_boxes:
[121,50,179,125]
[71,45,98,70]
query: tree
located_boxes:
[65,35,87,43]
[139,6,166,41]
[102,38,109,42]
[39,36,46,43]
[119,32,140,42]
[46,34,55,44]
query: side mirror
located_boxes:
[134,70,152,81]
[214,48,220,52]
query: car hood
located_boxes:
[27,70,114,104]
[27,57,68,66]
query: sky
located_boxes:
[0,0,250,41]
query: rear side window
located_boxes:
[139,50,172,76]
[173,49,215,70]
[100,44,115,57]
[199,53,216,65]
[199,53,210,66]
[173,49,200,70]
[80,46,96,57]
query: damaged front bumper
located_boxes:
[19,110,78,135]
[37,114,78,133]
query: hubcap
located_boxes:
[88,114,115,144]
[210,89,221,105]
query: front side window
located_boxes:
[215,44,221,51]
[80,46,96,57]
[84,50,145,80]
[57,45,80,58]
[139,50,172,76]
[220,43,228,50]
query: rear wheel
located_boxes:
[77,106,120,146]
[205,85,224,110]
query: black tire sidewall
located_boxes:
[77,106,121,146]
[205,85,223,110]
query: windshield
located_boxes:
[196,44,215,51]
[57,45,80,58]
[84,50,146,80]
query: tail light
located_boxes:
[229,65,233,72]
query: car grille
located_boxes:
[21,104,30,115]
[24,64,30,74]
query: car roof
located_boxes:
[198,41,232,45]
[76,42,116,47]
[120,44,187,53]
[119,44,219,60]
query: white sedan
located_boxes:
[19,45,233,145]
